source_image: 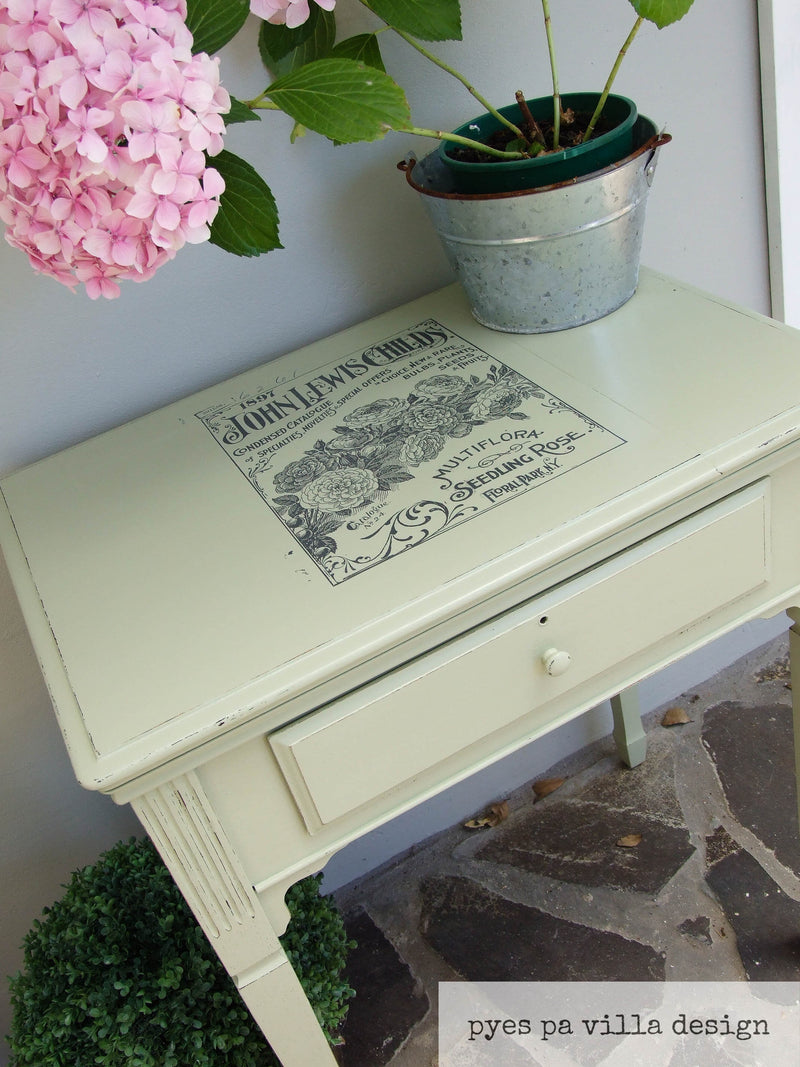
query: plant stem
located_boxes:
[582,15,643,143]
[243,95,281,110]
[515,90,545,147]
[401,126,531,160]
[541,0,560,149]
[389,27,527,145]
[242,101,532,159]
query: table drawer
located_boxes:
[270,482,768,831]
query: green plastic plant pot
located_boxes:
[438,92,638,194]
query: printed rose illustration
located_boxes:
[343,397,407,430]
[274,454,337,493]
[298,468,380,512]
[413,375,468,401]
[403,402,462,436]
[470,383,530,420]
[327,430,376,452]
[400,431,447,467]
[269,363,541,565]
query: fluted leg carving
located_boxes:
[133,772,337,1066]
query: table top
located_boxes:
[3,270,800,792]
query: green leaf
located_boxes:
[259,7,336,76]
[265,58,410,143]
[363,0,462,41]
[331,34,386,72]
[209,151,281,257]
[258,8,322,64]
[629,0,696,29]
[8,842,352,1065]
[504,137,527,153]
[185,0,250,56]
[225,97,261,124]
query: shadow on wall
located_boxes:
[0,551,141,1066]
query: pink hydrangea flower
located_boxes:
[0,0,230,297]
[250,0,336,31]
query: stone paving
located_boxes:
[332,634,800,1066]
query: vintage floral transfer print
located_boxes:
[196,320,625,584]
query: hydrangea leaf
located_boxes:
[225,97,261,124]
[266,59,410,143]
[363,0,462,41]
[259,7,336,76]
[185,0,250,56]
[258,7,322,63]
[629,0,695,29]
[331,34,386,72]
[209,151,282,256]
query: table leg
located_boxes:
[133,773,338,1067]
[236,954,339,1066]
[788,609,800,827]
[610,685,647,767]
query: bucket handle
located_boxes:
[643,131,671,186]
[398,129,672,199]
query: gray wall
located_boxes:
[0,1,773,1058]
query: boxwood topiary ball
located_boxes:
[8,837,354,1066]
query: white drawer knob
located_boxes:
[541,648,572,676]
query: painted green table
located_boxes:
[3,270,800,1065]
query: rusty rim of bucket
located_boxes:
[398,130,672,202]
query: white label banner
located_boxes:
[439,981,800,1065]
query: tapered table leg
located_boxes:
[133,773,339,1067]
[236,954,338,1066]
[788,609,800,827]
[610,685,647,767]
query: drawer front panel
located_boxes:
[270,483,768,831]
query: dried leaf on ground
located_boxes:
[616,833,643,848]
[463,800,509,830]
[532,777,566,799]
[754,656,791,684]
[661,706,691,727]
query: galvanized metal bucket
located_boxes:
[401,117,670,334]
